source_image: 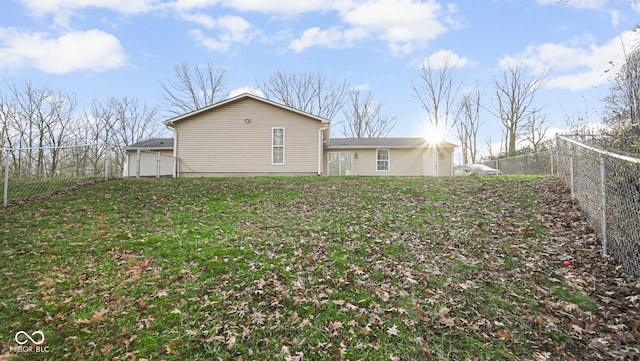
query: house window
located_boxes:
[328,152,353,176]
[272,128,285,165]
[376,149,389,171]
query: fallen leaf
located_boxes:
[330,320,344,334]
[438,307,450,319]
[74,318,91,325]
[101,344,113,355]
[387,324,398,336]
[496,330,511,340]
[91,308,108,323]
[226,333,237,351]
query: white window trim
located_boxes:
[376,149,390,171]
[272,127,285,165]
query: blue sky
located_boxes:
[1,0,639,156]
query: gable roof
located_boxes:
[164,92,331,126]
[125,138,174,150]
[327,138,457,149]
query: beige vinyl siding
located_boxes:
[438,148,453,176]
[126,150,174,177]
[175,97,321,175]
[323,147,424,176]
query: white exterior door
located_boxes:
[328,152,353,175]
[422,151,438,176]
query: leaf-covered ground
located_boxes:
[0,176,638,360]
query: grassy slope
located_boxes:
[0,176,634,360]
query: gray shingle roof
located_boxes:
[124,137,456,151]
[126,138,174,150]
[327,138,456,148]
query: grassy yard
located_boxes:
[0,176,638,360]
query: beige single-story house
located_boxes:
[125,93,456,177]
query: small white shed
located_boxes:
[124,138,174,177]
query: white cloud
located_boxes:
[20,0,156,13]
[181,13,217,28]
[23,0,454,56]
[536,0,609,10]
[220,0,348,15]
[227,86,265,98]
[342,0,451,55]
[19,0,157,27]
[0,28,126,74]
[536,0,633,26]
[169,0,219,12]
[289,26,367,52]
[188,15,260,52]
[288,0,454,55]
[170,0,348,15]
[500,30,640,91]
[420,49,472,69]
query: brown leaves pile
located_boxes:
[532,178,640,360]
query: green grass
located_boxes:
[0,175,595,360]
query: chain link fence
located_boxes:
[482,150,556,175]
[556,135,640,276]
[1,143,122,206]
[481,137,640,276]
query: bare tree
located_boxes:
[160,62,227,116]
[491,63,548,156]
[455,85,483,164]
[340,90,396,138]
[523,111,550,152]
[2,81,78,177]
[0,91,16,148]
[412,56,462,136]
[108,97,161,147]
[603,45,640,153]
[484,136,496,160]
[85,96,164,176]
[259,71,348,120]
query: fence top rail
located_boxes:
[488,149,553,161]
[1,143,104,151]
[557,135,640,164]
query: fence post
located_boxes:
[156,152,160,178]
[136,149,141,179]
[599,155,607,256]
[3,152,9,207]
[568,142,575,199]
[554,135,559,177]
[103,156,109,179]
